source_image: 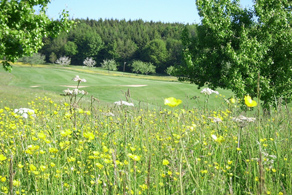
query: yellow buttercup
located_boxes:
[244,95,257,107]
[164,97,182,107]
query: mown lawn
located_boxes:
[1,64,233,110]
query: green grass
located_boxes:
[1,64,291,194]
[1,64,234,110]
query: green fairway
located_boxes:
[1,64,233,109]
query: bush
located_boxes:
[101,59,118,72]
[49,52,57,64]
[55,56,71,65]
[83,57,96,67]
[131,60,156,75]
[17,53,45,65]
[165,66,175,76]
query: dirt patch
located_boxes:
[120,85,147,87]
[61,85,88,88]
[30,85,40,88]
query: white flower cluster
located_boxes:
[55,56,71,65]
[83,57,96,67]
[262,152,277,169]
[232,115,256,123]
[208,117,222,123]
[251,152,277,169]
[14,108,36,119]
[73,75,86,83]
[200,88,219,95]
[114,101,134,106]
[63,88,87,95]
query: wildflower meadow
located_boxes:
[0,71,291,195]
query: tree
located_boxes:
[101,59,118,72]
[18,53,45,65]
[74,28,104,64]
[142,39,168,73]
[131,60,156,75]
[49,52,57,64]
[141,62,156,75]
[0,0,74,71]
[115,39,138,61]
[178,0,292,109]
[165,66,175,76]
[56,56,71,66]
[83,57,96,67]
[166,38,183,66]
[63,41,78,57]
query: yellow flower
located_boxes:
[40,165,47,172]
[37,132,46,140]
[13,180,21,187]
[0,154,7,161]
[18,163,24,168]
[162,159,169,166]
[164,97,182,107]
[229,98,236,104]
[0,176,6,182]
[83,132,95,140]
[244,95,257,107]
[132,155,140,161]
[49,148,59,153]
[30,164,37,171]
[211,135,225,143]
[1,186,8,193]
[95,163,104,169]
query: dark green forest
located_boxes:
[38,18,193,73]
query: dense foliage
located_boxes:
[178,0,292,109]
[0,0,74,71]
[39,19,186,73]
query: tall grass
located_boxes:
[0,92,291,194]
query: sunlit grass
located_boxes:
[0,65,291,194]
[2,65,234,110]
[0,92,291,194]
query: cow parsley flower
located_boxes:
[63,88,73,95]
[232,115,256,123]
[114,101,134,106]
[14,108,36,118]
[73,75,86,83]
[201,88,219,95]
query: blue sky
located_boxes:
[46,0,254,24]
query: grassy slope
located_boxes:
[1,64,234,109]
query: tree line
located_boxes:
[38,18,190,74]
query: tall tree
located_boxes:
[74,31,103,64]
[63,41,78,57]
[142,39,168,72]
[0,0,74,71]
[115,39,138,62]
[178,0,292,109]
[166,38,183,66]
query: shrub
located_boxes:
[131,60,156,75]
[83,57,96,67]
[17,53,45,65]
[49,52,57,64]
[101,59,118,72]
[165,66,175,76]
[55,56,71,65]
